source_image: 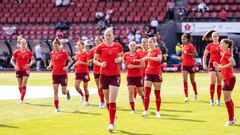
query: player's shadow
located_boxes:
[162,101,185,104]
[24,102,53,108]
[161,109,192,113]
[115,129,154,135]
[0,124,19,128]
[61,110,101,115]
[165,117,206,123]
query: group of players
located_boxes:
[10,28,237,132]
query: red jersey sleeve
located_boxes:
[12,50,18,58]
[95,45,102,55]
[224,51,232,60]
[123,53,128,64]
[205,44,211,51]
[63,51,69,59]
[189,45,196,53]
[88,49,94,60]
[28,51,33,58]
[117,43,123,53]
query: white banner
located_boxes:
[181,22,240,33]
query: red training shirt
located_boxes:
[124,51,142,77]
[145,48,162,74]
[75,51,89,73]
[51,49,69,75]
[12,49,33,71]
[95,43,123,76]
[88,47,101,74]
[206,43,221,63]
[181,43,196,66]
[220,50,234,80]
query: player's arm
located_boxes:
[23,56,36,69]
[93,53,106,68]
[10,56,18,70]
[47,60,53,70]
[217,57,235,71]
[128,61,145,69]
[202,50,209,70]
[63,56,73,71]
[115,52,124,63]
[76,60,91,66]
[149,54,162,62]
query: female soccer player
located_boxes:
[202,32,222,106]
[214,39,236,126]
[123,41,145,113]
[47,38,73,112]
[141,37,162,118]
[10,37,35,103]
[88,36,105,108]
[74,41,91,106]
[181,33,198,102]
[94,28,123,132]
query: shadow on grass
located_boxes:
[161,109,192,113]
[24,102,53,107]
[0,124,19,128]
[115,130,154,135]
[162,101,185,104]
[233,124,240,127]
[165,117,206,123]
[61,110,101,115]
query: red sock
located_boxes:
[85,94,89,102]
[154,90,161,112]
[217,85,222,100]
[230,99,234,119]
[107,103,110,111]
[144,87,151,111]
[133,87,137,99]
[191,81,198,95]
[109,103,116,124]
[54,100,59,109]
[210,84,215,100]
[184,82,188,97]
[225,101,234,121]
[130,101,135,111]
[98,88,104,103]
[18,87,22,94]
[76,88,84,96]
[21,86,26,101]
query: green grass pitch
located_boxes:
[0,72,239,135]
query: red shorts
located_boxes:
[100,75,120,89]
[75,73,90,82]
[223,76,236,91]
[52,74,68,86]
[182,66,195,73]
[208,63,216,72]
[16,70,30,78]
[145,74,162,82]
[94,73,100,79]
[127,76,143,87]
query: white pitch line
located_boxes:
[0,85,98,100]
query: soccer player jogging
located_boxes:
[74,41,91,106]
[141,37,162,118]
[10,37,35,103]
[202,32,222,106]
[123,41,145,113]
[47,38,73,112]
[214,39,237,126]
[93,28,123,132]
[180,33,198,102]
[88,36,105,108]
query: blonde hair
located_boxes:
[104,27,114,36]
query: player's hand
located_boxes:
[101,62,107,68]
[203,64,208,71]
[23,64,30,69]
[143,56,149,61]
[47,66,52,70]
[128,64,134,69]
[115,57,122,63]
[14,65,19,71]
[63,67,68,71]
[184,51,187,54]
[216,66,223,71]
